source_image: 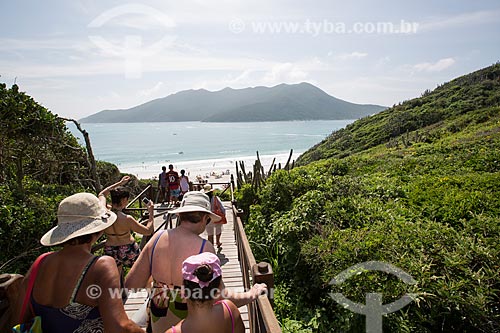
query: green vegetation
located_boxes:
[239,63,500,332]
[0,84,122,274]
[298,63,500,164]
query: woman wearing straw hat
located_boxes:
[165,252,245,333]
[15,193,144,333]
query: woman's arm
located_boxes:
[127,200,154,236]
[98,176,130,207]
[125,241,153,289]
[94,256,144,333]
[220,281,268,308]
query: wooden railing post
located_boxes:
[232,205,282,333]
[236,208,245,225]
[0,273,23,331]
[252,262,275,305]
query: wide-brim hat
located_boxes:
[202,184,214,193]
[170,191,221,222]
[41,192,117,246]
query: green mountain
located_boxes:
[297,63,500,164]
[79,83,386,123]
[241,63,500,331]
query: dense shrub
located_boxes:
[241,65,500,331]
[298,63,500,165]
[0,84,123,274]
[0,180,84,273]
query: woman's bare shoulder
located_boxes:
[93,256,120,276]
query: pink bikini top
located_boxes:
[171,300,234,333]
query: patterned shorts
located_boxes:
[104,242,140,268]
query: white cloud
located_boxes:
[375,56,391,69]
[0,53,276,79]
[87,3,176,30]
[138,81,164,97]
[335,52,368,60]
[262,62,308,85]
[419,9,500,32]
[413,58,456,72]
[0,38,91,51]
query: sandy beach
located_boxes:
[121,151,302,182]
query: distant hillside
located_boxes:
[297,63,500,165]
[80,83,386,123]
[244,63,500,331]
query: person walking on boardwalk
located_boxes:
[158,166,168,204]
[14,193,144,333]
[203,184,227,249]
[125,191,267,333]
[165,253,245,333]
[166,164,181,204]
[179,169,189,199]
[99,175,155,276]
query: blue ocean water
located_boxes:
[67,120,353,177]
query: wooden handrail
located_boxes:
[232,205,282,333]
[126,183,153,214]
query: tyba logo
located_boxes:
[88,4,176,78]
[329,261,417,333]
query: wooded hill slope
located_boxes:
[297,63,500,165]
[239,63,500,332]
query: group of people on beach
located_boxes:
[158,165,190,205]
[14,175,263,333]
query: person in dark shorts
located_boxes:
[158,166,168,204]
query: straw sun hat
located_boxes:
[40,192,117,246]
[202,184,214,193]
[170,191,221,222]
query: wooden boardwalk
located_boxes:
[124,201,250,332]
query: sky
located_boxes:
[1,0,499,120]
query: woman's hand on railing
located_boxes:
[250,283,268,300]
[221,282,268,308]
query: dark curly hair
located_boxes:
[110,186,130,205]
[183,264,222,302]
